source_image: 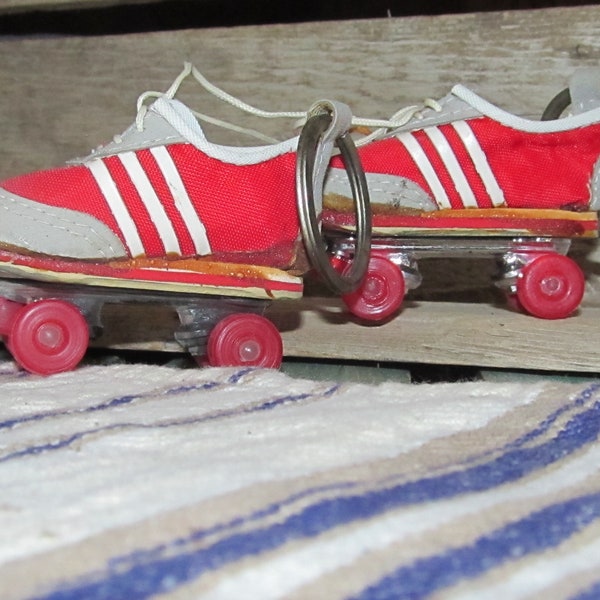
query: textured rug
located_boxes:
[1,361,600,599]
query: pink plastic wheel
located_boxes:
[206,313,283,368]
[516,254,585,319]
[342,254,405,322]
[8,299,89,375]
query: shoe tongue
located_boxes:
[154,97,206,138]
[569,68,600,114]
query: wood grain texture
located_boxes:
[271,299,600,372]
[1,6,600,177]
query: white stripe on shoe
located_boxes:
[118,151,182,255]
[423,126,478,208]
[396,122,506,209]
[149,146,211,256]
[397,131,452,209]
[451,121,506,207]
[87,159,146,257]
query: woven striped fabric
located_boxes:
[1,361,600,599]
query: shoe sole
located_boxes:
[324,208,599,238]
[0,251,303,300]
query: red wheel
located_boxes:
[8,300,89,375]
[516,254,585,319]
[341,254,405,321]
[207,313,283,368]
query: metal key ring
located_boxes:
[295,111,372,295]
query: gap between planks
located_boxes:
[0,0,166,14]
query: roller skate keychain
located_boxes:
[1,63,598,374]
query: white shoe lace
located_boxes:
[131,62,442,147]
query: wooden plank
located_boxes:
[1,6,600,178]
[272,299,600,373]
[89,298,600,373]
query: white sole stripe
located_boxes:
[451,120,506,207]
[87,159,145,258]
[397,132,452,209]
[150,146,211,256]
[424,126,478,208]
[118,152,182,255]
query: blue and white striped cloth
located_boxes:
[1,361,600,599]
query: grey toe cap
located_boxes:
[0,188,127,260]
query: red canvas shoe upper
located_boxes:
[326,74,600,215]
[328,118,600,212]
[1,140,299,265]
[0,85,306,266]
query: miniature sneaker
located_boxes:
[0,65,348,299]
[0,68,306,283]
[323,68,600,239]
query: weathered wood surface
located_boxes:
[2,6,600,370]
[91,298,600,373]
[275,299,600,373]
